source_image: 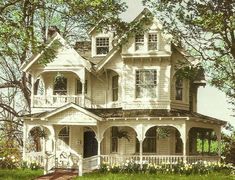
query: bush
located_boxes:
[99,160,234,175]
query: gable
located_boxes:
[48,107,98,125]
[21,33,92,72]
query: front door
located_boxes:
[83,131,98,158]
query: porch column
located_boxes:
[97,140,101,167]
[31,75,35,108]
[180,124,188,163]
[139,140,143,169]
[81,82,85,107]
[217,127,222,157]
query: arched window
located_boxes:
[58,126,70,145]
[54,76,67,95]
[112,75,119,101]
[175,78,183,100]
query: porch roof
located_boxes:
[24,103,103,123]
[87,108,227,125]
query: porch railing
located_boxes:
[83,155,99,172]
[33,95,92,108]
[101,155,220,165]
[24,152,44,166]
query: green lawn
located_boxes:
[0,169,43,180]
[75,172,235,180]
[0,169,234,180]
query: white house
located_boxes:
[21,9,226,175]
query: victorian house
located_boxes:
[21,9,226,175]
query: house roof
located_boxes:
[21,33,92,73]
[24,103,103,122]
[87,108,227,125]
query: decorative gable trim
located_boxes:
[20,33,92,73]
[41,103,103,121]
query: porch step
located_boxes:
[35,169,78,180]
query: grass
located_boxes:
[0,169,43,180]
[74,172,235,180]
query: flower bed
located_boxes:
[99,160,235,175]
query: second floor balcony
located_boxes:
[33,95,92,108]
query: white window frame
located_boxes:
[135,69,157,98]
[148,33,158,51]
[96,37,109,55]
[135,34,144,51]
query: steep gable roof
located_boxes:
[21,33,92,72]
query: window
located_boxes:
[175,130,183,153]
[112,75,118,101]
[111,127,118,153]
[135,34,144,51]
[96,37,109,55]
[77,80,87,94]
[148,33,157,50]
[143,127,157,153]
[54,76,67,95]
[175,78,183,100]
[136,70,157,98]
[58,126,70,145]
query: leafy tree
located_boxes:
[143,0,235,109]
[0,0,127,147]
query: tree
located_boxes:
[0,0,127,147]
[143,0,235,109]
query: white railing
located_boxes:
[24,152,44,166]
[101,155,220,165]
[33,95,92,108]
[44,154,56,174]
[83,155,99,172]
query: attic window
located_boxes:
[96,37,109,55]
[135,34,144,51]
[148,33,157,50]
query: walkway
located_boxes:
[35,169,78,180]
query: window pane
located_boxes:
[58,126,70,145]
[135,34,144,51]
[148,33,157,50]
[112,75,119,101]
[96,38,109,55]
[136,70,157,98]
[175,78,183,100]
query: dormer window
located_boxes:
[135,34,144,51]
[96,37,109,55]
[148,33,157,50]
[175,78,183,100]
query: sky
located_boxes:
[121,0,235,127]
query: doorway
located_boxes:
[83,131,98,158]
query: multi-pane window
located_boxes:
[136,70,157,98]
[175,78,183,100]
[58,126,70,145]
[96,37,109,55]
[135,34,144,51]
[112,75,118,101]
[53,76,67,95]
[111,127,118,153]
[148,33,157,50]
[77,80,87,94]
